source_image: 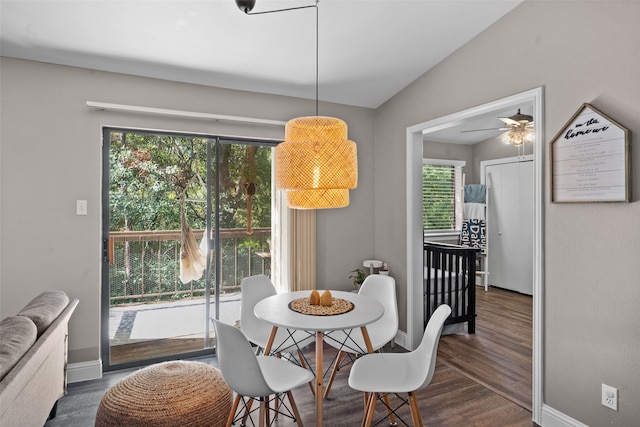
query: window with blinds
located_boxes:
[422,159,465,233]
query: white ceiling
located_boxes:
[0,0,523,110]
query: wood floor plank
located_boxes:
[109,337,208,364]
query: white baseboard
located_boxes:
[540,405,588,427]
[67,359,102,383]
[393,330,409,350]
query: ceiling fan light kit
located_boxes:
[500,129,535,146]
[237,0,358,209]
[499,109,535,147]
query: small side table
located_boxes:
[256,251,271,276]
[363,259,382,275]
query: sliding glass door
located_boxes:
[101,128,275,370]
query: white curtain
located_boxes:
[272,188,316,292]
[288,209,316,291]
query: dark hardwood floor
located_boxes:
[439,286,533,411]
[110,337,209,364]
[46,287,535,426]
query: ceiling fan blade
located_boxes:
[499,117,520,126]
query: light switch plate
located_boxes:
[76,200,88,215]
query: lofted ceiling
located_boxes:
[1,0,523,110]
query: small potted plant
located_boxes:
[349,268,366,290]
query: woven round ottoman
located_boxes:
[95,360,232,427]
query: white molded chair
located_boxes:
[348,304,452,427]
[323,274,398,397]
[240,275,315,356]
[212,319,314,427]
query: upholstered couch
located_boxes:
[0,290,78,426]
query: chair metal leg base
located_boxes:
[364,391,429,427]
[229,393,305,427]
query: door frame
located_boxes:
[405,87,544,422]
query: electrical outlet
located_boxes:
[602,384,618,411]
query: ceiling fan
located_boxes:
[461,109,534,134]
[461,109,534,146]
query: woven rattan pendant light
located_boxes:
[276,116,357,209]
[237,0,358,209]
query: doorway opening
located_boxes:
[405,87,544,422]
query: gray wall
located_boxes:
[423,139,474,182]
[423,136,533,185]
[0,58,375,362]
[374,1,639,426]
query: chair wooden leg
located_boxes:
[381,393,398,425]
[362,392,377,427]
[297,349,315,397]
[226,394,242,427]
[324,350,344,399]
[265,395,271,424]
[286,390,305,427]
[408,391,423,427]
[259,398,266,427]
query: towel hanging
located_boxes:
[179,202,206,284]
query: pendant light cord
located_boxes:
[242,0,320,116]
[315,0,319,116]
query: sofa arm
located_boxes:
[0,298,78,426]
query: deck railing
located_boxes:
[108,228,271,305]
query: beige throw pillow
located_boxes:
[0,316,37,381]
[17,290,69,337]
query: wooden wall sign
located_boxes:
[550,103,630,203]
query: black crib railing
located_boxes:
[424,241,479,334]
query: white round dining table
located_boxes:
[254,290,384,426]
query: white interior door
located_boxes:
[485,159,533,295]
